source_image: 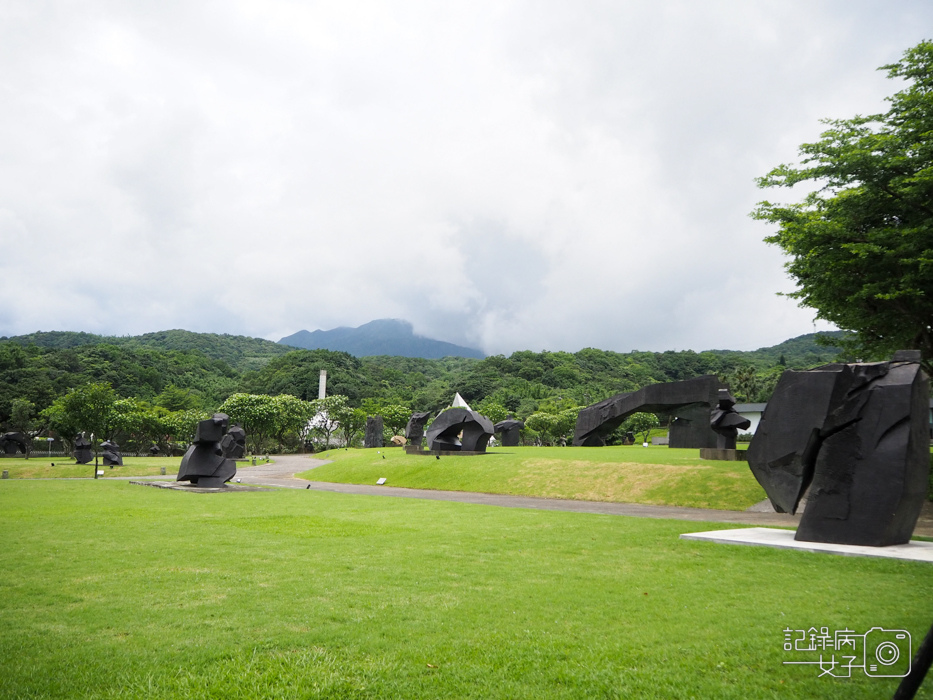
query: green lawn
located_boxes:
[300,445,768,511]
[0,480,929,699]
[0,455,182,479]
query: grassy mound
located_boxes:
[301,445,768,511]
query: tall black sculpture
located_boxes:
[573,375,725,447]
[427,408,495,452]
[404,411,431,448]
[709,390,751,450]
[747,351,929,546]
[101,440,123,466]
[74,434,93,464]
[0,432,28,455]
[494,417,524,447]
[365,416,384,448]
[176,413,241,488]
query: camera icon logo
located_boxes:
[863,627,911,677]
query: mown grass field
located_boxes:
[0,455,182,479]
[301,445,769,511]
[0,479,930,699]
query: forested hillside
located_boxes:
[3,330,290,372]
[0,329,847,427]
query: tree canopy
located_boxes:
[753,41,933,370]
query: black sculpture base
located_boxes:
[699,448,747,461]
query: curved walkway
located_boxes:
[231,455,805,530]
[131,454,933,536]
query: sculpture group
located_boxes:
[570,351,930,547]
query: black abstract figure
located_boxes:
[101,440,123,466]
[0,432,28,455]
[427,408,495,452]
[404,412,432,448]
[365,416,384,448]
[176,413,242,488]
[494,417,525,447]
[74,434,93,464]
[709,390,751,450]
[747,351,929,546]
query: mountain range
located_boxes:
[278,319,486,359]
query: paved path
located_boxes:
[229,455,933,536]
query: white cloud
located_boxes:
[0,0,926,352]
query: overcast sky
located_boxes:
[1,1,929,355]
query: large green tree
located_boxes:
[218,393,280,453]
[41,383,117,455]
[753,41,933,370]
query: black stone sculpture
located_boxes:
[176,413,240,488]
[747,351,929,546]
[427,408,495,452]
[74,434,93,464]
[709,390,751,450]
[0,432,28,454]
[404,411,432,448]
[573,375,726,447]
[101,440,123,466]
[494,417,524,447]
[221,425,247,459]
[365,416,384,448]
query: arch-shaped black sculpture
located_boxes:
[572,375,726,447]
[427,408,495,452]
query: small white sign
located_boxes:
[96,470,104,476]
[376,478,387,485]
[642,442,649,447]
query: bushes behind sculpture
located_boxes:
[747,351,929,546]
[176,413,245,488]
